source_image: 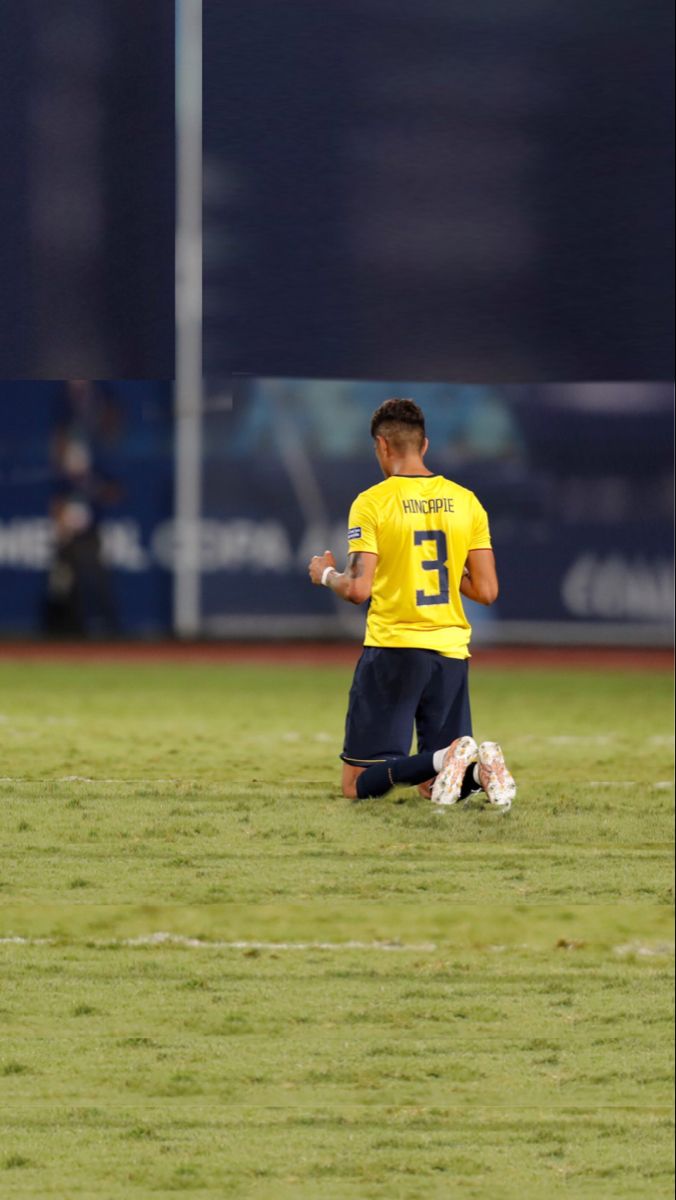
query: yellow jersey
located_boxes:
[346,473,492,659]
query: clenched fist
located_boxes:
[308,549,336,585]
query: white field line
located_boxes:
[11,725,670,746]
[0,936,52,945]
[0,777,192,785]
[0,934,673,957]
[0,715,75,725]
[0,934,435,951]
[586,780,674,789]
[282,731,333,743]
[0,776,672,788]
[515,734,674,746]
[123,933,437,951]
[613,942,675,958]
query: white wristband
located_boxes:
[321,565,335,587]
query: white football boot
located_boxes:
[430,736,478,806]
[477,742,516,811]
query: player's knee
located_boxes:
[341,778,358,799]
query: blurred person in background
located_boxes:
[43,381,123,637]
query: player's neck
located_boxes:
[387,457,433,477]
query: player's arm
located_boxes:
[308,550,377,605]
[460,548,499,606]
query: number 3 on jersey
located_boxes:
[414,529,449,606]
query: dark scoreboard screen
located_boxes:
[0,0,174,379]
[203,0,674,383]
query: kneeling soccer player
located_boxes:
[307,397,516,810]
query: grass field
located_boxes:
[0,658,673,1197]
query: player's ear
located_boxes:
[421,436,429,457]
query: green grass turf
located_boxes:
[0,660,673,1198]
[0,934,673,1198]
[0,663,673,904]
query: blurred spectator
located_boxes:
[43,381,123,636]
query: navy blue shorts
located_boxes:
[341,647,472,766]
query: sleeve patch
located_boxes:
[347,526,362,540]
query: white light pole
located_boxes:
[174,0,203,637]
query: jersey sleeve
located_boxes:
[346,491,379,555]
[468,494,492,550]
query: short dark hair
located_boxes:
[370,397,426,451]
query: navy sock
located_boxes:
[459,762,481,800]
[356,752,437,800]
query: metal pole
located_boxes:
[174,0,203,637]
